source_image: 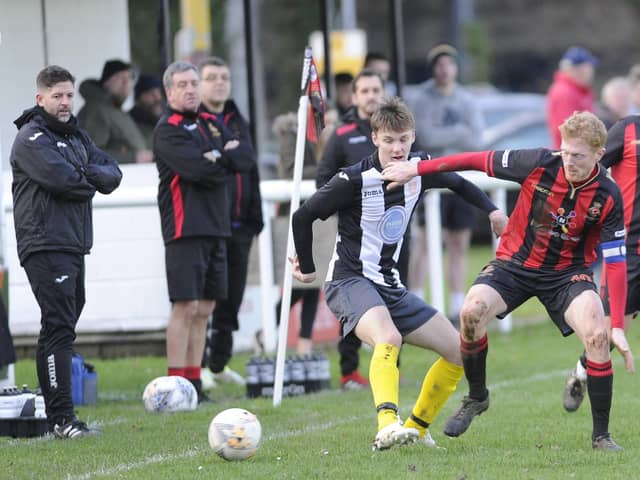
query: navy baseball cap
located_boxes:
[561,47,599,66]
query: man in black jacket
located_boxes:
[10,65,122,438]
[197,56,263,388]
[154,61,253,401]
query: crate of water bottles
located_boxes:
[245,352,331,398]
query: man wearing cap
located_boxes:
[406,43,484,327]
[129,74,164,149]
[78,59,153,164]
[546,46,598,149]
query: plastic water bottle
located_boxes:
[303,354,319,393]
[290,356,306,393]
[245,357,260,398]
[71,354,84,405]
[318,352,331,391]
[82,364,97,406]
[258,357,275,397]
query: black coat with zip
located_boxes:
[201,101,263,236]
[153,107,254,244]
[10,106,122,265]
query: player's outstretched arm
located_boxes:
[380,161,419,189]
[603,252,634,373]
[382,151,489,189]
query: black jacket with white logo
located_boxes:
[10,106,122,265]
[153,107,253,244]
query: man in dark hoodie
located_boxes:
[78,59,152,164]
[153,61,253,402]
[10,65,122,438]
[129,73,164,149]
[197,57,263,388]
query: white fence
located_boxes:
[4,164,518,352]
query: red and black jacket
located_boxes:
[153,107,253,244]
[201,101,263,236]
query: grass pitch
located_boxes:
[2,319,639,480]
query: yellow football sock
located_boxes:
[369,343,400,431]
[405,357,463,436]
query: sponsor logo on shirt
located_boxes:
[549,207,576,234]
[377,206,407,244]
[183,123,198,131]
[29,132,43,141]
[348,135,368,144]
[57,141,67,148]
[338,172,349,181]
[532,183,553,196]
[615,229,626,238]
[362,188,384,198]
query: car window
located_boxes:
[489,123,551,150]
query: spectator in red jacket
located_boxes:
[546,46,598,148]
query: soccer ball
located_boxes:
[142,376,198,413]
[208,408,262,461]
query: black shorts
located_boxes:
[601,253,640,318]
[324,276,438,337]
[165,236,228,302]
[473,259,597,336]
[414,193,477,230]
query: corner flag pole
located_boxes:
[273,47,313,406]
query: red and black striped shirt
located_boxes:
[601,116,640,256]
[486,148,624,270]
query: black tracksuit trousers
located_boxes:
[23,252,85,429]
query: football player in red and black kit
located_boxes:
[381,111,634,451]
[562,115,639,413]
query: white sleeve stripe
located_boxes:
[602,246,626,258]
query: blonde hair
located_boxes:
[558,111,607,149]
[370,97,415,133]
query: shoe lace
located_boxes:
[595,434,616,447]
[453,397,479,420]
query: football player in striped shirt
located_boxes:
[291,97,508,451]
[562,115,638,414]
[382,111,633,451]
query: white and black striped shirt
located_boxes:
[292,152,497,288]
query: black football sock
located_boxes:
[586,359,613,439]
[460,334,489,401]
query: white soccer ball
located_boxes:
[142,376,198,413]
[208,408,262,461]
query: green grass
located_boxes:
[428,244,545,320]
[3,321,640,480]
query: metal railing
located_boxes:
[3,165,519,348]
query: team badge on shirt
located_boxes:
[207,123,221,137]
[586,201,602,222]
